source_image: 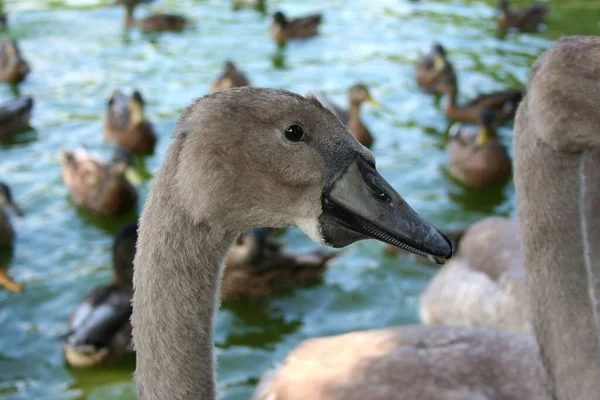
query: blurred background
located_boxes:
[0,0,598,399]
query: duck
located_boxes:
[0,39,30,84]
[103,89,157,155]
[415,43,457,96]
[439,74,524,123]
[129,87,453,399]
[420,218,530,334]
[497,0,549,35]
[233,0,266,13]
[60,147,138,216]
[221,228,335,301]
[270,11,322,43]
[0,181,23,248]
[307,84,379,148]
[209,61,251,94]
[119,0,189,32]
[251,36,600,400]
[0,96,33,140]
[63,223,137,368]
[447,108,512,188]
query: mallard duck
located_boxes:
[270,11,322,43]
[439,74,524,123]
[103,90,157,155]
[63,223,137,368]
[0,181,23,248]
[119,0,189,32]
[497,0,549,34]
[233,0,266,13]
[0,39,30,84]
[60,147,138,216]
[415,43,457,95]
[221,228,335,301]
[0,96,33,139]
[307,84,379,148]
[447,109,511,188]
[209,61,251,94]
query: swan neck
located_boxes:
[132,174,236,400]
[515,124,600,398]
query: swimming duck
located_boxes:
[209,61,251,94]
[415,43,457,96]
[497,0,549,35]
[63,223,137,368]
[447,109,512,188]
[0,39,30,84]
[439,75,524,124]
[0,181,23,248]
[221,228,335,301]
[103,90,157,155]
[0,96,33,139]
[270,11,322,43]
[119,0,189,32]
[60,148,138,216]
[307,84,379,148]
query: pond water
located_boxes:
[0,0,597,399]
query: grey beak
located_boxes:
[319,157,452,264]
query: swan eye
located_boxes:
[284,125,304,142]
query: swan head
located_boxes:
[171,87,453,264]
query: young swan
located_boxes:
[132,87,452,399]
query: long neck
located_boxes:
[132,171,236,399]
[515,108,600,399]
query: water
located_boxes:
[0,0,597,399]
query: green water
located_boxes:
[0,0,597,399]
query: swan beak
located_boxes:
[319,157,453,264]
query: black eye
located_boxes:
[285,125,304,142]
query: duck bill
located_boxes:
[319,157,453,264]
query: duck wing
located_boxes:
[0,96,33,124]
[67,284,132,349]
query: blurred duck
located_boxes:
[233,0,266,13]
[119,0,189,32]
[0,182,23,293]
[209,61,251,94]
[497,0,549,35]
[60,148,138,216]
[0,39,30,84]
[221,228,335,301]
[447,109,511,188]
[0,181,23,248]
[307,84,379,148]
[270,11,322,43]
[439,75,524,123]
[420,218,531,334]
[415,43,457,96]
[63,223,137,368]
[0,96,33,139]
[103,90,157,155]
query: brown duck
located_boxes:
[497,0,549,35]
[0,182,23,293]
[103,90,157,155]
[307,84,379,148]
[270,11,322,43]
[447,109,511,188]
[221,228,335,301]
[120,0,189,32]
[0,39,30,84]
[209,61,251,94]
[63,223,137,368]
[60,148,138,216]
[415,43,457,96]
[0,96,33,139]
[439,75,524,123]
